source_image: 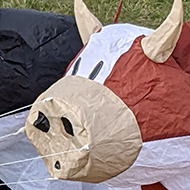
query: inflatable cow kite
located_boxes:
[25,0,190,189]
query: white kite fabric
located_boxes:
[1,110,190,190]
[0,111,111,190]
[66,23,154,83]
[1,23,190,190]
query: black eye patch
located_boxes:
[88,60,104,80]
[33,111,50,133]
[71,57,81,75]
[61,117,74,136]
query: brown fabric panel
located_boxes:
[104,35,190,142]
[142,182,168,190]
[141,0,183,63]
[74,0,102,44]
[172,21,190,73]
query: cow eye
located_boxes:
[71,57,81,75]
[88,60,104,80]
[33,111,50,133]
[61,117,74,136]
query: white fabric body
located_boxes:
[104,136,190,188]
[1,23,190,190]
[1,108,190,190]
[66,23,154,83]
[162,171,190,190]
[0,111,111,190]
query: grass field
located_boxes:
[0,0,190,29]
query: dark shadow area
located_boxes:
[0,179,11,190]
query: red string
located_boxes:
[114,0,123,23]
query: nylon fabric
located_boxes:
[0,8,83,115]
[2,110,190,189]
[141,0,183,63]
[0,180,10,190]
[104,135,190,188]
[141,183,167,190]
[162,172,190,190]
[25,76,142,183]
[104,35,190,141]
[66,23,154,83]
[65,22,190,188]
[74,0,102,44]
[0,111,117,190]
[2,19,190,189]
[172,21,190,73]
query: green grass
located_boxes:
[0,0,190,29]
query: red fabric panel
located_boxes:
[142,182,168,190]
[172,21,190,73]
[104,35,190,142]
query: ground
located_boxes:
[0,0,190,29]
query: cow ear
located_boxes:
[74,0,102,45]
[141,0,183,63]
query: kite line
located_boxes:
[0,104,32,119]
[0,127,25,141]
[0,97,89,187]
[0,97,53,119]
[0,177,58,187]
[0,97,54,141]
[0,144,89,167]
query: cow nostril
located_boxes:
[54,160,61,170]
[33,111,50,133]
[61,117,74,136]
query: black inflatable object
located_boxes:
[0,179,10,190]
[0,8,83,115]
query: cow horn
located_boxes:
[74,0,103,45]
[141,0,183,63]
